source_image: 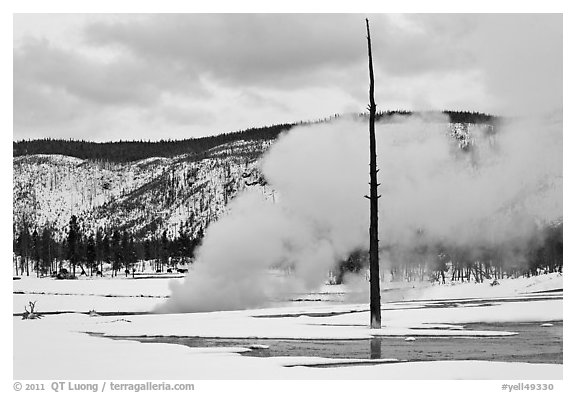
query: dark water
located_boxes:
[108,321,562,364]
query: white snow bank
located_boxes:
[398,274,562,302]
[13,294,164,314]
[13,272,562,311]
[13,274,563,379]
[274,357,401,367]
[14,275,178,297]
[67,296,559,341]
[325,299,562,327]
[13,315,561,380]
[288,360,561,380]
[59,298,557,341]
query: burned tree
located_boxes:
[365,18,381,329]
[22,301,43,320]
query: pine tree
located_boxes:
[67,215,81,277]
[121,231,130,276]
[16,223,31,276]
[95,228,104,274]
[102,232,110,275]
[128,236,138,277]
[86,234,96,276]
[32,229,40,277]
[177,223,191,264]
[161,230,169,271]
[111,230,122,277]
[40,226,53,275]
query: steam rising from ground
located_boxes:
[158,114,562,313]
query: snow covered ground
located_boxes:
[12,271,562,313]
[13,273,563,379]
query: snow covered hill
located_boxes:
[12,121,495,242]
[13,139,273,240]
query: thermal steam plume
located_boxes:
[157,113,562,313]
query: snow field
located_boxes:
[13,273,563,379]
[13,314,562,380]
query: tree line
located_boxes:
[13,123,296,163]
[13,111,497,163]
[13,215,204,278]
[334,222,562,284]
[357,110,497,124]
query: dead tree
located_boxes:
[365,18,381,329]
[22,301,42,320]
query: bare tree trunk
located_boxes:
[370,337,382,359]
[366,18,381,329]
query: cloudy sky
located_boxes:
[13,13,562,142]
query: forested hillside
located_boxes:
[19,110,558,281]
[13,111,497,162]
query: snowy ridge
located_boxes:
[12,123,491,240]
[13,139,272,240]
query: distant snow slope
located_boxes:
[13,123,488,240]
[13,139,273,240]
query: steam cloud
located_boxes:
[158,114,562,313]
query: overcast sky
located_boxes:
[13,13,562,142]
